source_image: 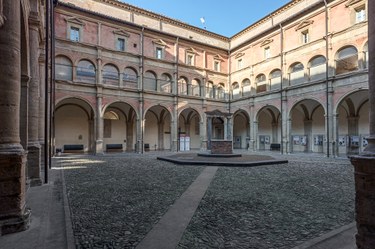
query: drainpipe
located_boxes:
[279,23,284,155]
[175,37,179,152]
[44,0,50,183]
[140,26,145,154]
[324,0,330,157]
[50,0,56,165]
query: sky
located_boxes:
[120,0,291,37]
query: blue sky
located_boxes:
[120,0,291,37]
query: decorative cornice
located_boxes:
[213,54,225,61]
[113,29,130,37]
[260,39,273,47]
[65,16,85,26]
[152,38,168,47]
[295,19,314,31]
[235,52,245,59]
[186,47,198,54]
[345,0,364,7]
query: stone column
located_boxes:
[200,117,207,151]
[249,98,256,151]
[207,117,212,150]
[38,52,45,172]
[95,95,104,154]
[126,120,134,152]
[304,119,313,152]
[227,117,233,141]
[281,91,288,154]
[224,117,228,140]
[350,1,375,248]
[158,120,165,150]
[253,121,258,151]
[272,122,278,143]
[0,0,31,235]
[287,118,292,154]
[27,13,42,186]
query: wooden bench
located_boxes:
[63,144,84,153]
[106,144,123,152]
[270,143,281,151]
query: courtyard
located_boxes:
[55,152,354,249]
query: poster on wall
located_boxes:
[350,136,360,147]
[300,136,307,146]
[338,136,347,147]
[293,136,300,145]
[265,136,270,144]
[314,135,323,146]
[362,136,368,148]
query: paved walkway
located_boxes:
[0,151,357,249]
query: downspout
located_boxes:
[279,23,284,154]
[140,26,145,154]
[44,0,50,183]
[228,48,231,143]
[175,37,179,151]
[324,0,330,157]
[50,0,56,165]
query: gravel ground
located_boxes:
[56,155,203,249]
[177,156,355,249]
[56,153,355,249]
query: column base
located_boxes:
[0,150,31,236]
[350,155,375,249]
[0,208,31,236]
[27,143,42,187]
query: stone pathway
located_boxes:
[136,166,218,249]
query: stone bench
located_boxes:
[63,144,84,153]
[270,143,281,151]
[106,144,123,152]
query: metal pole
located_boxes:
[44,0,50,184]
[324,0,330,157]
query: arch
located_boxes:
[55,55,73,81]
[308,55,326,81]
[102,63,119,86]
[256,105,281,150]
[54,97,95,153]
[269,69,281,91]
[233,109,250,149]
[160,73,172,93]
[289,99,326,154]
[178,76,188,95]
[191,78,201,96]
[206,81,214,98]
[123,67,138,88]
[232,81,240,99]
[255,74,267,93]
[216,83,225,100]
[289,62,305,85]
[144,70,157,91]
[335,45,358,75]
[76,59,96,83]
[144,105,173,151]
[242,78,251,97]
[179,107,202,150]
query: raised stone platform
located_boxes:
[197,152,242,158]
[157,153,288,167]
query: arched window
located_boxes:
[102,64,119,86]
[336,46,358,75]
[363,42,368,69]
[232,82,240,99]
[192,79,201,96]
[123,67,138,88]
[289,62,304,85]
[77,59,96,83]
[308,56,326,81]
[269,69,281,90]
[55,56,73,81]
[160,73,172,93]
[178,77,188,95]
[242,79,251,97]
[206,81,214,98]
[144,71,157,91]
[255,74,267,93]
[216,83,225,100]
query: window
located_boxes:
[269,69,281,90]
[144,71,157,91]
[216,84,225,100]
[178,77,188,95]
[123,67,138,88]
[237,59,243,69]
[70,27,80,42]
[255,74,267,93]
[186,54,194,66]
[289,62,305,85]
[102,64,119,85]
[309,56,326,81]
[192,79,200,96]
[117,38,125,51]
[206,81,214,98]
[55,56,73,81]
[242,79,251,97]
[301,30,309,44]
[156,47,163,59]
[214,61,220,72]
[336,46,358,75]
[232,82,240,99]
[160,73,172,93]
[355,6,366,23]
[264,47,270,59]
[76,60,96,83]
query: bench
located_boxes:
[63,144,84,153]
[270,143,281,151]
[106,144,123,152]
